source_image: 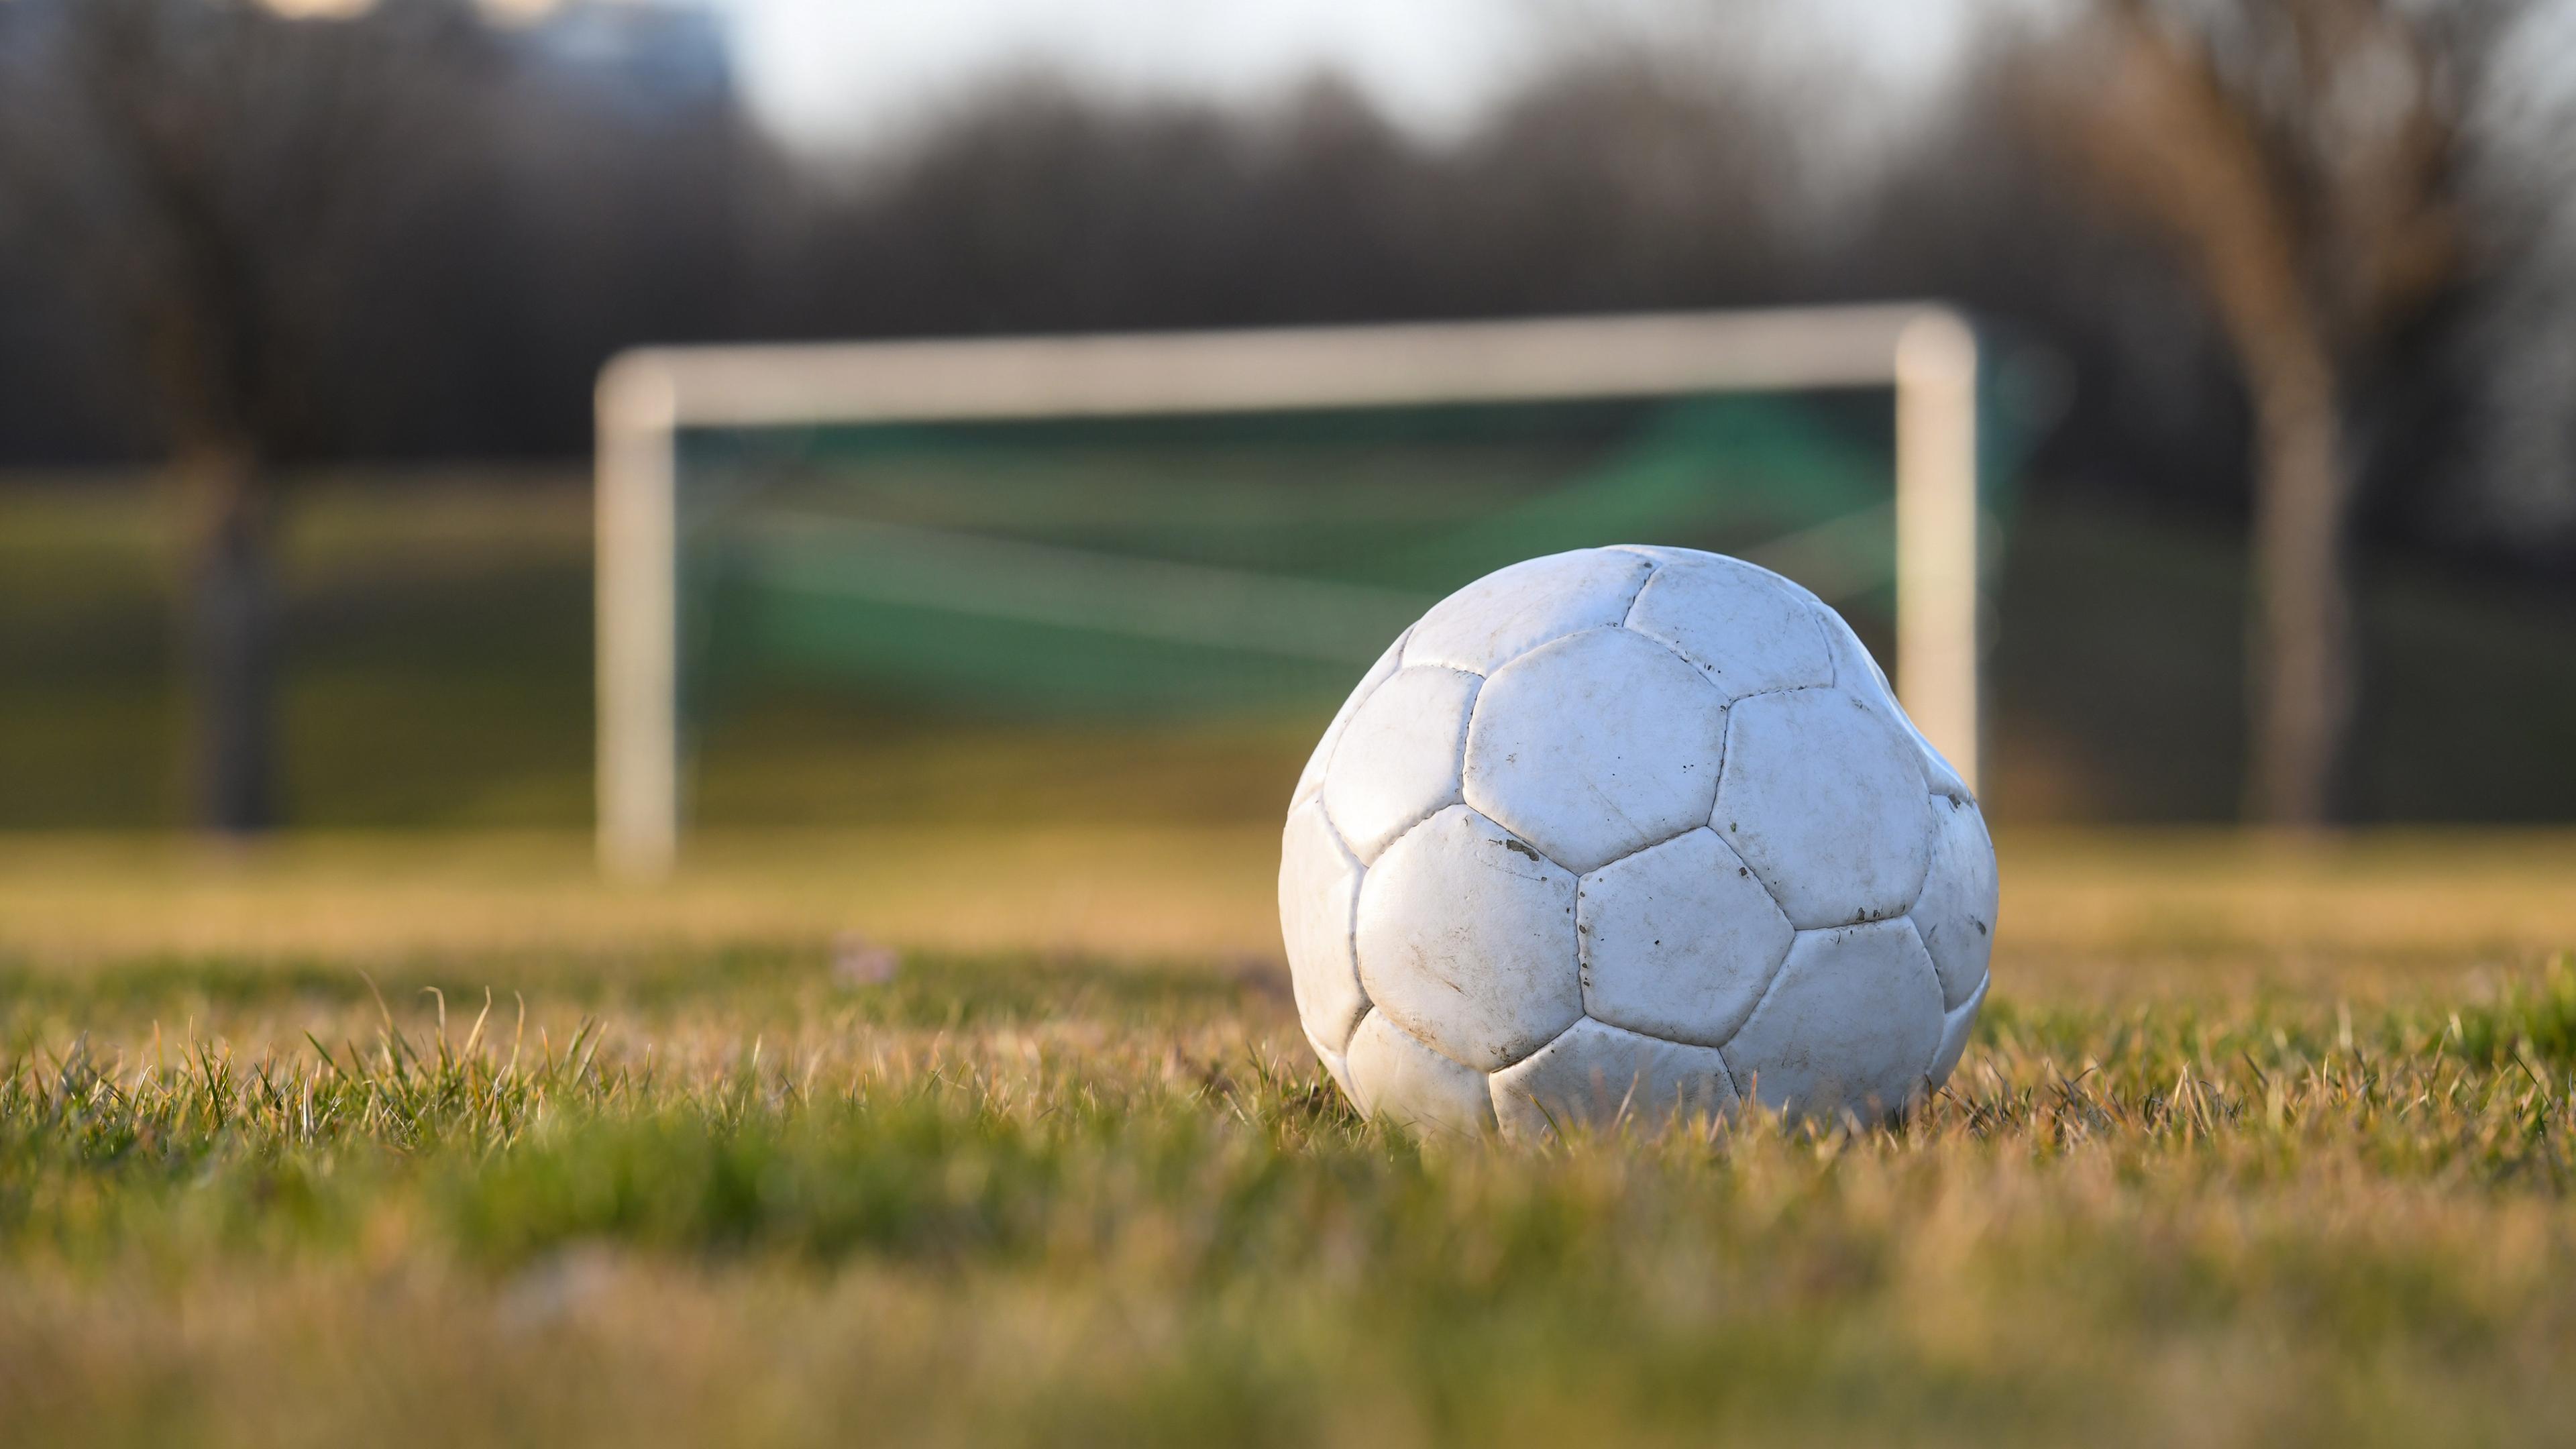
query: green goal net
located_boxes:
[683,394,1914,720]
[595,311,2028,869]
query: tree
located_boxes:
[2029,0,2505,824]
[0,0,490,833]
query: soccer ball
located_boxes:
[1279,546,1994,1138]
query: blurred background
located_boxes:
[4,0,2575,845]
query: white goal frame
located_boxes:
[596,305,1984,878]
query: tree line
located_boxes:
[0,0,2567,832]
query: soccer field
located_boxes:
[6,830,2576,1447]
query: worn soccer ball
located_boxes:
[1279,546,1994,1138]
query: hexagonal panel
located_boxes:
[1323,664,1481,863]
[1291,629,1409,810]
[1355,804,1582,1071]
[1811,602,1969,804]
[1402,549,1650,675]
[1490,1016,1741,1142]
[1713,688,1935,929]
[1343,1010,1496,1137]
[1909,794,1998,1012]
[1624,555,1833,700]
[1279,800,1371,1053]
[1462,627,1727,875]
[1721,919,1945,1122]
[1576,826,1793,1048]
[1928,975,1988,1091]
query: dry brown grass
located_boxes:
[7,826,2572,991]
[5,827,2576,1448]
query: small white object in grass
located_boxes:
[1280,546,1995,1136]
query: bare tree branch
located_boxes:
[0,0,494,833]
[2025,0,2515,824]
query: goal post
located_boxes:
[596,305,1985,879]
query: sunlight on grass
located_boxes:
[5,826,2575,993]
[3,830,2575,1446]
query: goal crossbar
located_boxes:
[596,305,1984,877]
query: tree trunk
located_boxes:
[180,443,279,835]
[2244,349,2355,827]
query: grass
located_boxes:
[9,472,2576,1441]
[5,832,2576,1446]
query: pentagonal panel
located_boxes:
[1927,975,1988,1091]
[1344,1010,1496,1137]
[1624,555,1833,700]
[1714,688,1934,929]
[1462,627,1727,875]
[1576,826,1794,1048]
[1291,630,1409,810]
[1722,918,1945,1123]
[1355,804,1582,1071]
[1279,800,1371,1053]
[1323,665,1481,863]
[1811,602,1970,804]
[1490,1016,1741,1142]
[1402,549,1650,675]
[1910,794,1998,1012]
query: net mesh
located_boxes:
[682,392,1903,709]
[667,387,2016,824]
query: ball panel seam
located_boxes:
[1352,804,1582,1073]
[1348,1008,1501,1133]
[1293,626,1415,810]
[1366,795,1564,879]
[1322,663,1485,864]
[1615,559,1666,630]
[1279,800,1374,1052]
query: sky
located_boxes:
[710,0,1981,154]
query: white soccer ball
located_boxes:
[1279,546,1995,1138]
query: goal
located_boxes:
[595,306,1986,877]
